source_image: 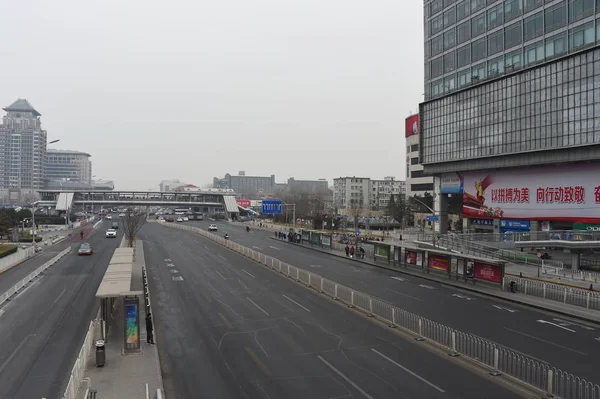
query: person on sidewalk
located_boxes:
[359,247,365,259]
[345,245,350,257]
[349,246,355,258]
[146,313,155,344]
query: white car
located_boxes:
[208,224,217,231]
[118,213,126,217]
[106,215,113,220]
[176,217,183,222]
[106,229,117,238]
[183,217,189,222]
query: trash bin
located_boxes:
[95,340,106,367]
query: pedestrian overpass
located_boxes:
[36,189,244,215]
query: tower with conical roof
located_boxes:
[0,99,47,193]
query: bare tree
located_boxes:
[349,197,364,229]
[121,209,147,247]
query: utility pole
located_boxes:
[31,202,36,247]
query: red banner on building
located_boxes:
[405,114,419,137]
[474,262,502,283]
[427,254,449,271]
[236,199,251,207]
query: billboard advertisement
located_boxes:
[405,114,419,137]
[236,199,251,208]
[462,163,600,221]
[473,262,502,284]
[440,172,464,194]
[405,250,423,266]
[124,297,139,348]
[427,254,449,271]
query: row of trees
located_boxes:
[386,192,463,227]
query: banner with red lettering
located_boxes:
[462,163,600,221]
[427,254,449,271]
[473,262,502,284]
[236,199,251,208]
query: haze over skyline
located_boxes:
[0,0,423,190]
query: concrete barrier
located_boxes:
[52,236,66,245]
[0,246,36,275]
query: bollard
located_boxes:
[287,264,290,277]
[296,268,300,282]
[586,292,590,308]
[368,298,374,317]
[308,273,311,287]
[448,331,459,357]
[490,348,501,376]
[389,308,397,328]
[415,319,425,341]
[333,284,338,300]
[349,291,355,308]
[320,278,324,293]
[546,369,554,397]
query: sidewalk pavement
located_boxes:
[279,237,600,325]
[76,299,163,399]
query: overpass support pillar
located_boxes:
[571,252,581,271]
[433,176,448,235]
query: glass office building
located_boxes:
[419,0,600,232]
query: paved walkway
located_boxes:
[278,238,600,324]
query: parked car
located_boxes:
[183,217,189,222]
[77,243,93,256]
[112,222,119,229]
[176,217,183,222]
[106,229,117,238]
[208,224,218,231]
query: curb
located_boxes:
[277,237,600,326]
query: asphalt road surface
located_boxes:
[0,222,122,399]
[183,219,600,384]
[141,222,538,399]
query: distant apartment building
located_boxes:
[159,179,185,192]
[334,176,406,213]
[371,177,406,210]
[213,171,276,195]
[287,178,329,194]
[405,113,433,198]
[45,149,92,188]
[0,99,47,191]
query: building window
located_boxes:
[504,0,522,22]
[444,29,456,50]
[472,12,486,37]
[411,157,420,165]
[472,38,487,61]
[444,51,457,73]
[569,0,594,23]
[488,55,505,76]
[411,169,426,178]
[524,40,544,65]
[504,21,522,49]
[569,22,594,50]
[430,0,443,15]
[545,2,566,34]
[432,15,443,35]
[488,30,504,55]
[457,44,471,67]
[457,20,471,44]
[411,144,419,152]
[523,0,543,14]
[432,57,444,78]
[471,0,485,13]
[524,11,544,41]
[411,183,434,192]
[545,32,567,58]
[487,3,504,30]
[457,0,470,21]
[444,7,456,27]
[432,35,443,56]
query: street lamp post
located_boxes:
[31,202,36,248]
[91,175,97,216]
[282,202,296,235]
[409,196,439,247]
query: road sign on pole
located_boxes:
[426,215,440,222]
[262,200,283,215]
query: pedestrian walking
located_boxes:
[146,312,155,344]
[345,245,350,257]
[350,246,355,258]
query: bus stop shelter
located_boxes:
[95,246,145,353]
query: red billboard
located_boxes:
[427,254,449,271]
[405,250,422,266]
[236,199,251,207]
[474,262,502,283]
[405,114,419,137]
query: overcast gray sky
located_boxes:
[1,0,423,190]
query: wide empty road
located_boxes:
[141,222,536,399]
[184,219,600,384]
[0,223,122,399]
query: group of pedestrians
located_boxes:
[344,245,365,259]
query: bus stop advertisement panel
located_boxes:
[374,243,391,264]
[301,230,310,243]
[404,249,424,269]
[473,261,504,286]
[427,254,450,276]
[311,232,321,246]
[321,234,332,249]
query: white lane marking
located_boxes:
[169,269,179,274]
[552,318,595,331]
[219,255,227,261]
[0,309,4,318]
[595,337,600,342]
[371,349,445,393]
[391,276,407,282]
[215,271,227,280]
[241,269,255,279]
[247,297,270,316]
[203,245,209,250]
[504,327,586,355]
[317,355,374,399]
[93,219,102,229]
[269,245,280,250]
[452,294,473,301]
[537,320,576,333]
[419,284,435,289]
[282,294,311,312]
[252,246,262,250]
[172,276,184,281]
[164,258,172,262]
[493,305,516,313]
[166,263,175,268]
[385,288,424,302]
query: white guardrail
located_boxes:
[0,246,36,274]
[62,319,99,399]
[158,221,600,399]
[0,246,71,306]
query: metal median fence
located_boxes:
[160,221,600,399]
[62,319,99,399]
[0,247,71,306]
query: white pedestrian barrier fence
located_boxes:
[157,220,600,399]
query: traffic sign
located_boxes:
[262,200,283,214]
[426,215,440,222]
